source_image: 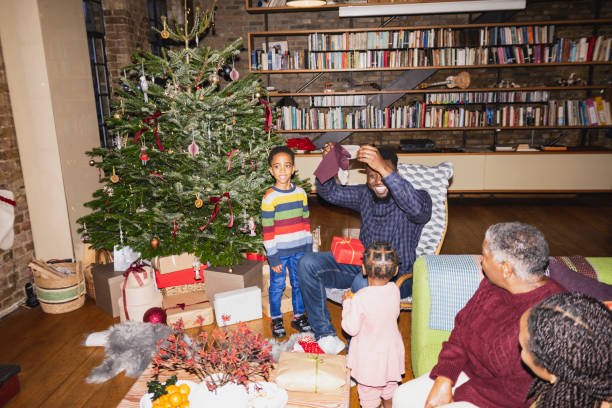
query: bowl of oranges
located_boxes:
[141,378,200,408]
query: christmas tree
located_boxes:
[78,3,301,266]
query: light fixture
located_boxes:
[287,0,327,7]
[339,0,525,17]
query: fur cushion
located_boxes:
[84,321,171,383]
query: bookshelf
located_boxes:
[249,19,612,147]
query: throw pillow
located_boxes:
[548,259,612,302]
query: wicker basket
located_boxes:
[29,260,86,314]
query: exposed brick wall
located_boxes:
[103,0,152,88]
[0,42,35,315]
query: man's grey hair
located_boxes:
[484,222,549,281]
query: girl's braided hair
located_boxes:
[362,242,398,280]
[526,292,612,407]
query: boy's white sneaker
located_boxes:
[317,335,345,355]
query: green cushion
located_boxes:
[410,256,612,378]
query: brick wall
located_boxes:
[0,42,35,316]
[103,0,152,87]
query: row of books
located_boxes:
[307,25,557,51]
[310,95,368,107]
[274,98,611,130]
[425,91,551,105]
[251,39,612,70]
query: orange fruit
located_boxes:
[178,383,191,395]
[178,403,189,408]
[169,393,183,406]
[181,394,189,403]
[158,394,169,404]
[166,385,179,394]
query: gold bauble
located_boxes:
[194,198,203,208]
[150,237,159,250]
[160,29,170,39]
[199,95,205,101]
[110,174,119,183]
[113,113,121,119]
[208,72,220,85]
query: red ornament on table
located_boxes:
[143,307,167,324]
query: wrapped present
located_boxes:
[274,352,347,393]
[244,252,267,261]
[262,291,293,317]
[298,336,325,354]
[163,290,214,328]
[213,286,262,327]
[154,265,207,289]
[262,264,292,294]
[204,260,263,301]
[92,263,125,317]
[117,263,162,322]
[152,253,199,275]
[331,237,364,265]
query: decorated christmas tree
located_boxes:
[78,3,300,266]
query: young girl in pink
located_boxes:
[341,242,405,408]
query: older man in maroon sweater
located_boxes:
[392,222,565,408]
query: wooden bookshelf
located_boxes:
[278,126,612,133]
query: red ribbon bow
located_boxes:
[166,299,210,311]
[200,192,234,231]
[259,98,272,132]
[134,111,165,151]
[122,262,149,321]
[227,148,239,171]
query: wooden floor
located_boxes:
[1,196,610,408]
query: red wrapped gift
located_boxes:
[331,237,364,265]
[245,252,267,261]
[154,265,207,289]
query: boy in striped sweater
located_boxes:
[262,146,313,337]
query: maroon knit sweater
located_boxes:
[430,277,565,408]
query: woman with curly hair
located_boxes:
[519,292,612,408]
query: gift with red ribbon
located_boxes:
[119,262,162,322]
[162,290,214,328]
[200,192,234,231]
[154,264,208,289]
[331,236,365,266]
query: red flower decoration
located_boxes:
[221,314,231,322]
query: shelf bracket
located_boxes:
[310,69,437,148]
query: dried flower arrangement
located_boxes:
[152,318,274,391]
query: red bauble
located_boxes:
[143,307,167,324]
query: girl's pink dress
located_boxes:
[341,282,405,386]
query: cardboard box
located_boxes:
[331,237,364,265]
[92,263,125,317]
[262,291,293,317]
[152,253,199,274]
[213,286,262,327]
[204,259,263,301]
[163,290,214,328]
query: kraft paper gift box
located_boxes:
[273,352,348,393]
[331,236,365,265]
[152,253,200,274]
[92,263,126,317]
[213,286,262,327]
[162,290,214,328]
[204,259,263,301]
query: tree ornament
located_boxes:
[194,193,203,208]
[113,112,121,119]
[136,204,148,213]
[140,145,149,165]
[89,159,95,166]
[143,307,167,324]
[223,65,232,77]
[230,58,239,81]
[81,223,91,243]
[110,166,119,183]
[103,185,113,197]
[160,16,170,39]
[199,94,204,101]
[150,236,159,250]
[208,72,220,85]
[255,91,261,99]
[205,186,212,192]
[188,133,199,156]
[140,75,149,103]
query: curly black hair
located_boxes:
[362,242,398,281]
[526,292,612,408]
[268,145,294,165]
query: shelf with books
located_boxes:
[248,19,612,72]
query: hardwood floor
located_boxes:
[1,196,610,407]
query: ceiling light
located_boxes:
[339,0,525,17]
[287,0,327,7]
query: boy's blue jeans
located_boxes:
[269,252,306,318]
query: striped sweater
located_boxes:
[261,184,312,268]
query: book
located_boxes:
[541,145,567,151]
[516,143,539,151]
